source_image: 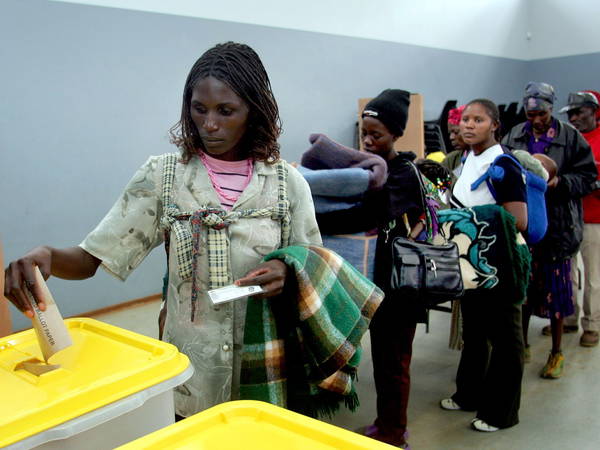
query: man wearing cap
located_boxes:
[502,82,597,378]
[584,90,600,125]
[561,92,600,347]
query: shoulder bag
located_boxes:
[388,162,464,305]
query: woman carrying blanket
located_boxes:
[440,99,528,432]
[4,42,322,418]
[356,89,431,449]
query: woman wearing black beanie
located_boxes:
[359,89,428,449]
[362,89,411,144]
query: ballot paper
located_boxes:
[16,361,61,375]
[24,266,72,362]
[207,284,264,305]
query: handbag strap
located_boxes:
[407,161,438,242]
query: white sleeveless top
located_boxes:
[452,144,504,207]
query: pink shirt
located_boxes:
[199,152,253,210]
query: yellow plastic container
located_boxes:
[0,317,192,449]
[118,400,395,449]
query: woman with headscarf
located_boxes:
[442,105,469,184]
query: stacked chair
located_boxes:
[498,102,525,139]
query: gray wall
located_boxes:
[2,0,533,331]
[527,52,600,107]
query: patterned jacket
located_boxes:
[80,153,321,417]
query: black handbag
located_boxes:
[389,237,464,305]
[386,161,463,305]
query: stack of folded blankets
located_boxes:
[299,133,386,280]
[299,133,387,235]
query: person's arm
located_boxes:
[79,156,165,281]
[493,157,528,232]
[385,159,424,229]
[315,200,380,235]
[0,239,12,338]
[235,164,323,298]
[7,155,164,316]
[591,178,600,198]
[553,131,598,198]
[4,246,100,317]
[235,259,288,299]
[502,201,528,232]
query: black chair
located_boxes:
[424,123,447,155]
[429,100,457,154]
[515,106,526,127]
[498,104,507,128]
[502,102,519,135]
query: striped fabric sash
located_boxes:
[159,153,291,319]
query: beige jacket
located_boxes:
[81,153,321,416]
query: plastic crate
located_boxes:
[0,318,192,449]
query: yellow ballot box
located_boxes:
[118,400,395,450]
[0,318,192,449]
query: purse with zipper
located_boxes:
[389,237,463,306]
[387,161,464,306]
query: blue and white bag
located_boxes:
[470,150,548,244]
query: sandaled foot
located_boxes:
[540,351,564,378]
[471,418,499,432]
[440,398,462,410]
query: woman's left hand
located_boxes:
[235,260,287,299]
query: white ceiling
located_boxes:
[49,0,600,61]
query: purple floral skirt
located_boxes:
[527,257,574,319]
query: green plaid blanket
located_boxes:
[239,245,384,418]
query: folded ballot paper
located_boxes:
[22,266,72,370]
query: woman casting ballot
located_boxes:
[4,42,322,418]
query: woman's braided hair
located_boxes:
[170,42,282,163]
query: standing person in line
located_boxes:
[439,99,528,432]
[442,104,469,182]
[560,92,600,347]
[355,89,429,449]
[4,42,322,418]
[584,90,600,125]
[502,82,597,378]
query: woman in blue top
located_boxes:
[440,99,528,432]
